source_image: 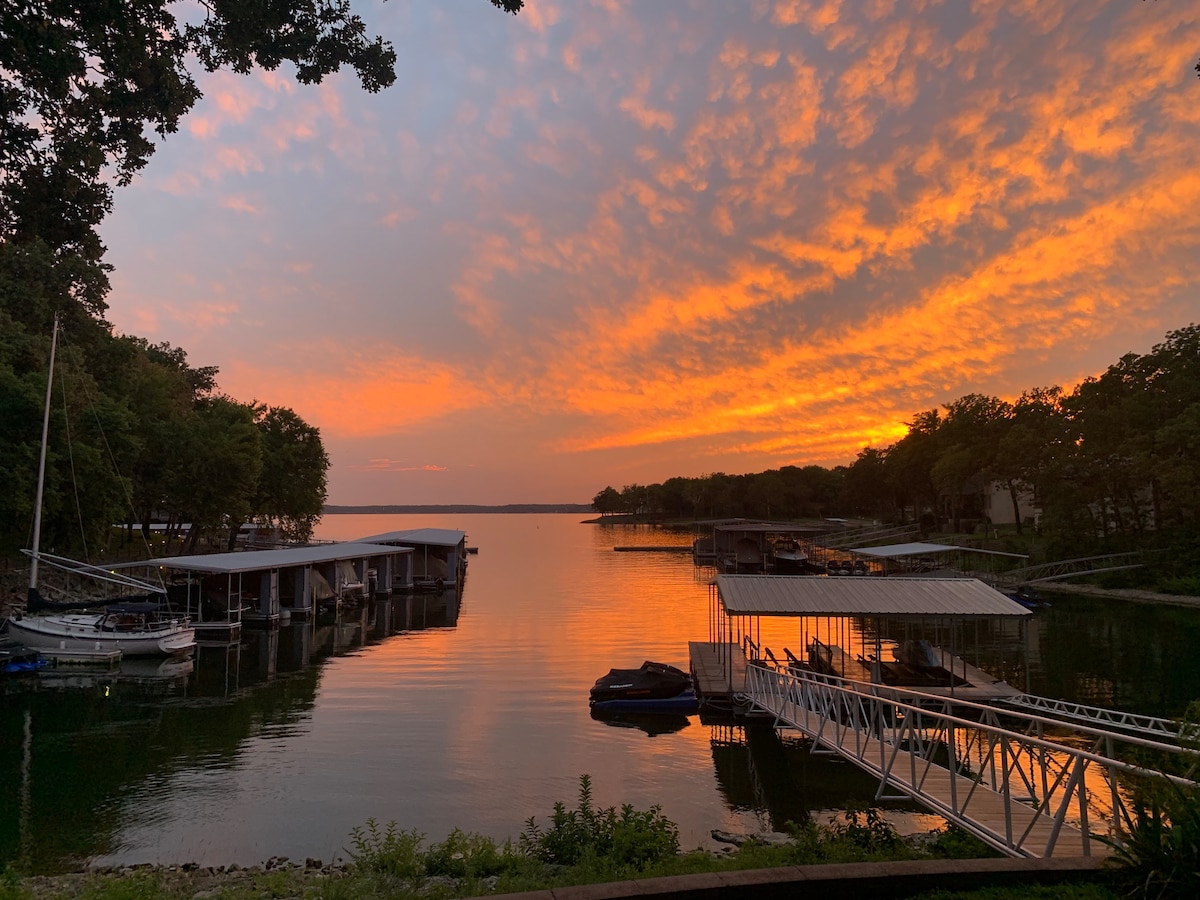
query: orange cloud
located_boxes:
[219,352,491,439]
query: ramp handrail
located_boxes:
[743,662,1199,859]
[1001,694,1200,745]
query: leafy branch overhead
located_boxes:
[0,0,523,314]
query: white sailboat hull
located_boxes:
[5,614,195,657]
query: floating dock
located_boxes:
[688,641,747,706]
[39,647,123,665]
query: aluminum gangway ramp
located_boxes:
[743,662,1200,860]
[999,693,1200,744]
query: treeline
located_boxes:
[596,324,1200,561]
[0,297,329,556]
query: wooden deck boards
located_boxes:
[688,641,746,701]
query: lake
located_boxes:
[3,513,1200,874]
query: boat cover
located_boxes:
[589,661,691,702]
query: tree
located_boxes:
[251,405,329,542]
[886,408,941,524]
[591,486,621,516]
[993,387,1067,534]
[843,448,892,521]
[172,397,262,553]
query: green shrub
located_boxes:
[346,818,426,878]
[1106,781,1200,899]
[0,867,29,900]
[423,828,515,879]
[924,826,1002,860]
[1157,575,1200,597]
[823,803,906,854]
[519,774,680,870]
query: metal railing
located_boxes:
[997,552,1144,587]
[743,661,1200,858]
[1001,694,1200,745]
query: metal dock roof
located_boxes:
[353,528,466,547]
[846,542,960,557]
[145,542,412,574]
[848,541,1029,560]
[716,575,1031,618]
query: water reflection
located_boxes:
[589,709,693,737]
[0,581,464,874]
[708,725,938,836]
[3,515,1200,874]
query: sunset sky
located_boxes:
[99,1,1200,506]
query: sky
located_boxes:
[99,0,1200,506]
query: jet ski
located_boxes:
[589,660,699,713]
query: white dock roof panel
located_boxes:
[147,542,411,574]
[353,528,466,547]
[716,575,1030,618]
[848,542,960,558]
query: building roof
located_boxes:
[716,575,1031,618]
[353,528,466,547]
[143,542,412,575]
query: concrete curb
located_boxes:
[497,856,1111,899]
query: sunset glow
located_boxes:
[100,1,1200,504]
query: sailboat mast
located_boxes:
[29,313,59,592]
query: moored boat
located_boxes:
[589,660,699,713]
[5,602,195,657]
[4,315,194,661]
[771,539,808,573]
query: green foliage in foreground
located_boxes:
[0,776,1124,900]
[336,782,1003,898]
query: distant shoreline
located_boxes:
[322,504,594,515]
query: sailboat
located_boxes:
[2,315,195,658]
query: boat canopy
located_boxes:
[715,575,1031,619]
[845,542,961,558]
[124,542,411,574]
[848,542,1029,560]
[353,528,466,547]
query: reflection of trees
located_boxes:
[1,590,469,874]
[1030,594,1200,718]
[0,657,322,873]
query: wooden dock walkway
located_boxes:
[688,641,747,703]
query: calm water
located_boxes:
[4,513,1200,873]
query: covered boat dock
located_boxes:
[690,575,1032,708]
[697,520,842,573]
[142,542,415,630]
[846,541,1029,578]
[352,528,467,589]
